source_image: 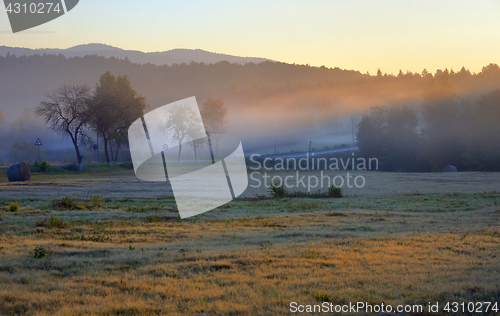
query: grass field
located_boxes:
[0,169,499,315]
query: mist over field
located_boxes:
[2,0,500,313]
[1,47,500,170]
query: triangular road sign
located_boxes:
[35,138,42,146]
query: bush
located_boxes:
[40,161,50,173]
[311,290,331,302]
[8,203,19,212]
[48,215,65,228]
[328,185,343,198]
[30,161,39,173]
[33,245,47,259]
[327,211,346,217]
[63,164,79,172]
[51,197,84,210]
[120,161,134,169]
[268,180,286,198]
[88,195,104,209]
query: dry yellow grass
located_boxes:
[0,171,499,315]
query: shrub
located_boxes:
[48,215,65,228]
[311,290,331,302]
[120,161,134,169]
[328,185,343,198]
[8,203,19,212]
[327,211,346,217]
[51,197,84,210]
[33,245,47,259]
[60,197,75,209]
[30,161,39,173]
[268,180,286,198]
[40,161,50,173]
[89,195,104,208]
[63,164,79,172]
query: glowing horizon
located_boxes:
[1,0,499,75]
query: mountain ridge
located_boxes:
[0,43,272,66]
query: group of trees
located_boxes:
[36,72,230,170]
[3,53,500,151]
[162,98,229,165]
[36,72,146,170]
[356,71,500,171]
[9,140,37,162]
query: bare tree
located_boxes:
[36,85,93,171]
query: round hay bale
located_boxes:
[7,162,32,182]
[443,165,458,172]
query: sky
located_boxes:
[1,0,500,74]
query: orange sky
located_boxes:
[1,0,500,74]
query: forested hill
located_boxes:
[1,53,500,142]
[0,53,365,117]
[0,43,272,66]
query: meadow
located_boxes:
[0,168,499,315]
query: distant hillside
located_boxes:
[0,43,272,66]
[0,53,364,119]
[1,52,499,156]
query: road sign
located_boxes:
[35,138,42,146]
[163,144,168,151]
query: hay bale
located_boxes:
[443,165,458,172]
[7,162,31,182]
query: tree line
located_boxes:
[356,70,500,172]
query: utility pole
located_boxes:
[308,140,312,170]
[351,115,355,146]
[96,131,99,163]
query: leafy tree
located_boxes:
[466,89,500,170]
[386,105,419,171]
[36,85,93,171]
[421,70,458,137]
[9,140,34,162]
[356,105,389,168]
[419,70,463,170]
[200,98,228,157]
[92,72,145,167]
[357,105,420,171]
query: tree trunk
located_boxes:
[193,143,198,164]
[177,143,182,166]
[74,141,83,171]
[114,143,121,162]
[103,137,111,167]
[109,141,115,164]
